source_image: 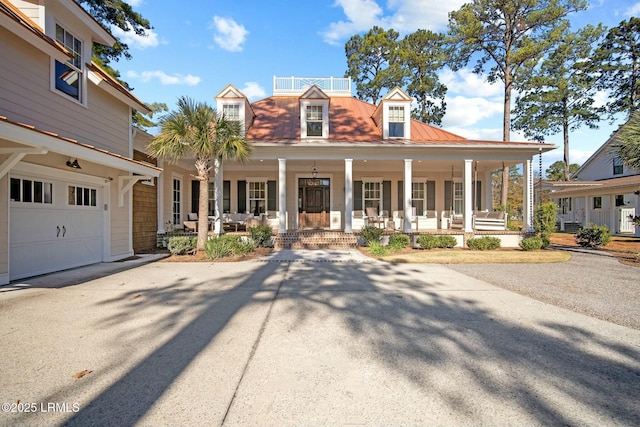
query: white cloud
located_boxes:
[127,70,201,86]
[241,82,266,100]
[440,68,503,98]
[322,0,465,45]
[624,2,640,16]
[111,24,161,49]
[442,95,503,128]
[211,16,248,52]
[127,0,143,6]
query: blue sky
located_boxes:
[112,0,639,174]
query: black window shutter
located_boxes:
[354,180,363,211]
[223,181,231,213]
[444,181,452,212]
[383,180,391,213]
[427,180,436,211]
[191,180,199,214]
[397,180,403,211]
[237,180,246,213]
[267,180,277,211]
[475,181,482,211]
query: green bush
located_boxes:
[360,225,383,246]
[467,236,501,250]
[167,236,197,255]
[368,241,390,256]
[388,234,410,250]
[205,235,256,259]
[249,225,273,247]
[519,236,544,251]
[417,234,440,250]
[575,224,611,248]
[438,235,458,248]
[534,202,557,239]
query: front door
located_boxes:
[298,178,330,228]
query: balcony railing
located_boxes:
[273,76,352,95]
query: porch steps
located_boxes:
[274,231,358,249]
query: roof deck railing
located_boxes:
[273,76,352,96]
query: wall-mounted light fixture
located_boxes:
[311,161,318,178]
[66,158,81,169]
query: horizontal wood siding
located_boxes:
[0,28,130,157]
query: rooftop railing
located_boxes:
[273,76,352,95]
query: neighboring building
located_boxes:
[155,77,555,246]
[548,132,640,236]
[0,0,161,284]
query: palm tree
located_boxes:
[148,96,251,251]
[611,111,640,170]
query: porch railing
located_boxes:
[273,76,352,95]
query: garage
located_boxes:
[9,167,105,281]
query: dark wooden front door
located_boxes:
[298,178,330,228]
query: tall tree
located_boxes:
[611,111,640,170]
[147,97,252,251]
[78,0,152,65]
[345,26,405,104]
[512,24,604,180]
[545,160,580,181]
[591,17,640,120]
[448,0,587,206]
[398,30,448,125]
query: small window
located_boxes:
[55,24,83,101]
[10,178,53,204]
[172,178,181,224]
[68,185,97,207]
[613,157,624,175]
[222,104,240,121]
[306,105,323,137]
[615,195,625,207]
[389,106,405,137]
[593,196,602,209]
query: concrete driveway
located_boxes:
[1,250,639,426]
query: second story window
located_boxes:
[306,105,323,137]
[389,106,405,137]
[55,24,83,101]
[613,157,624,175]
[222,104,240,123]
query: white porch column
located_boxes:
[523,159,534,232]
[463,159,473,231]
[156,159,165,233]
[344,159,353,233]
[278,158,287,233]
[213,158,223,235]
[584,195,590,225]
[403,159,413,233]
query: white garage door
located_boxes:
[10,172,104,280]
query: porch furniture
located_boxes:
[365,207,385,228]
[473,211,508,230]
[352,210,366,231]
[223,213,249,231]
[183,213,199,231]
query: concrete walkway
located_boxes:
[1,251,639,426]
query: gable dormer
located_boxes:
[373,87,412,140]
[299,85,329,139]
[215,84,255,136]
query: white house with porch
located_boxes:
[154,76,555,247]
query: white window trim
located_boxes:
[50,22,87,106]
[383,102,410,139]
[171,173,182,226]
[219,101,245,135]
[411,179,428,216]
[246,178,268,216]
[300,99,329,138]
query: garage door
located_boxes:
[10,173,104,280]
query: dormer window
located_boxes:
[54,24,83,101]
[222,104,240,124]
[389,106,405,137]
[306,105,323,137]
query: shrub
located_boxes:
[534,202,557,239]
[368,241,390,256]
[467,236,501,250]
[249,225,273,247]
[205,235,256,259]
[417,234,440,250]
[575,224,611,248]
[519,236,544,251]
[167,236,197,255]
[360,225,383,246]
[388,233,410,250]
[438,235,458,248]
